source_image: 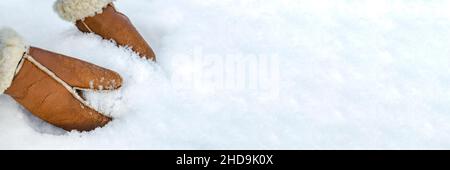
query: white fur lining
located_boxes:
[0,28,27,94]
[54,0,114,22]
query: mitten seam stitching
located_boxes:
[24,54,110,120]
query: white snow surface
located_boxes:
[2,0,450,149]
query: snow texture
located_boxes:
[2,0,450,149]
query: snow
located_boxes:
[1,0,450,149]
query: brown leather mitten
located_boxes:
[0,28,122,132]
[55,0,156,61]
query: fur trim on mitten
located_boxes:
[54,0,115,22]
[0,28,27,94]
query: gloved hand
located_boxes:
[0,28,122,131]
[55,0,156,61]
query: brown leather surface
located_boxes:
[29,47,122,90]
[5,47,122,131]
[76,4,156,61]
